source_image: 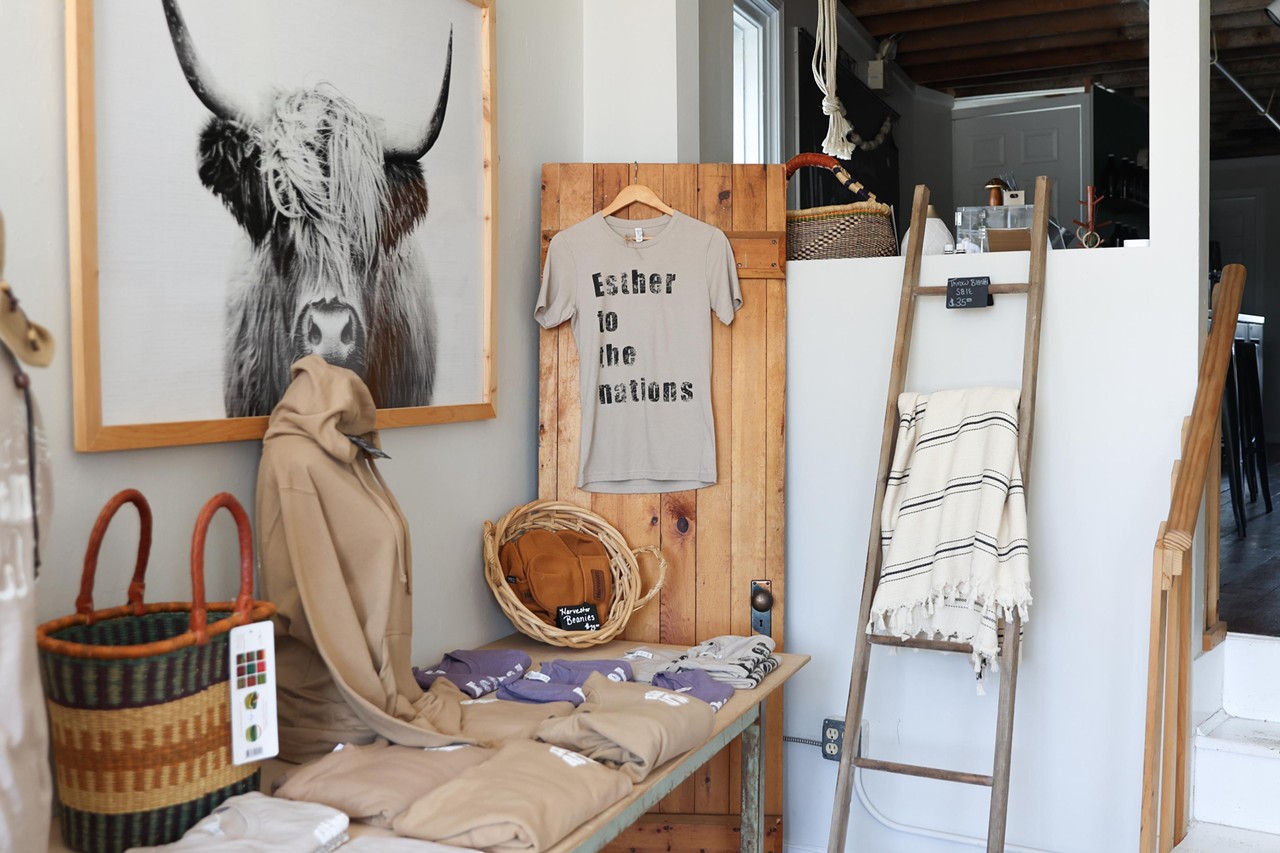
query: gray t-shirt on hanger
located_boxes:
[537,211,742,493]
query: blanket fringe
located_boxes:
[866,579,1032,691]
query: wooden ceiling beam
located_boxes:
[1214,101,1279,120]
[936,66,1151,97]
[896,6,1146,53]
[1211,0,1273,14]
[1213,26,1280,50]
[1213,54,1280,73]
[1209,10,1276,29]
[854,0,1124,36]
[909,41,1150,85]
[846,0,977,18]
[1215,73,1280,94]
[898,27,1146,69]
[1139,73,1280,98]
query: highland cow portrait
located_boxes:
[69,0,493,451]
[162,0,449,417]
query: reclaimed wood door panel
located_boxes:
[538,163,787,845]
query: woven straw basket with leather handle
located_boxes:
[483,500,667,648]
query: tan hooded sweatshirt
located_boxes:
[257,356,464,761]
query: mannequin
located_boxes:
[0,215,56,853]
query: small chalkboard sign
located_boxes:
[556,603,602,631]
[946,276,993,309]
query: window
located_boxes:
[733,0,781,164]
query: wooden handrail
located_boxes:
[1140,263,1246,853]
[1158,265,1245,584]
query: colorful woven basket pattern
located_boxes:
[42,610,259,851]
[58,777,258,853]
[786,201,898,261]
[40,611,236,709]
[36,492,274,853]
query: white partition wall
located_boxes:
[785,248,1198,852]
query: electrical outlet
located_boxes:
[866,59,885,90]
[821,717,845,761]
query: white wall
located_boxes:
[0,0,586,660]
[785,248,1198,852]
[698,0,734,163]
[582,0,683,162]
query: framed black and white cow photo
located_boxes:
[68,0,495,451]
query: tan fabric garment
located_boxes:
[273,739,494,828]
[258,356,466,761]
[535,672,714,781]
[421,679,575,747]
[393,739,632,851]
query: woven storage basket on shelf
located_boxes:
[483,499,666,648]
[36,490,276,853]
[785,152,897,261]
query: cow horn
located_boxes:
[386,28,452,160]
[160,0,244,122]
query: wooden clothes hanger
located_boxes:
[599,183,676,218]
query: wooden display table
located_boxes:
[48,635,807,853]
[487,635,807,853]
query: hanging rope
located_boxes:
[811,0,854,159]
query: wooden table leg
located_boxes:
[740,703,764,853]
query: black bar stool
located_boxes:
[1223,349,1248,537]
[1235,338,1272,514]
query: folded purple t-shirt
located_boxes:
[652,669,735,712]
[495,677,589,706]
[412,649,532,698]
[539,659,632,685]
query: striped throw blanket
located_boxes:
[868,388,1031,678]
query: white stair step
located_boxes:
[1224,633,1280,723]
[1174,822,1280,852]
[1194,710,1280,834]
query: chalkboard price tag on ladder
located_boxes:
[947,276,993,309]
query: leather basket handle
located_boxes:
[189,492,255,645]
[77,489,153,624]
[784,153,877,202]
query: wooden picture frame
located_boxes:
[67,0,496,452]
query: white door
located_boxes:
[952,94,1089,228]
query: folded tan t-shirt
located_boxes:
[534,673,714,781]
[393,739,632,851]
[273,738,494,828]
[418,678,576,747]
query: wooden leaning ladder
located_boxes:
[827,176,1052,853]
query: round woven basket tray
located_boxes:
[483,499,666,648]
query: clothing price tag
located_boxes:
[557,603,602,631]
[633,227,645,243]
[229,621,280,766]
[946,276,992,309]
